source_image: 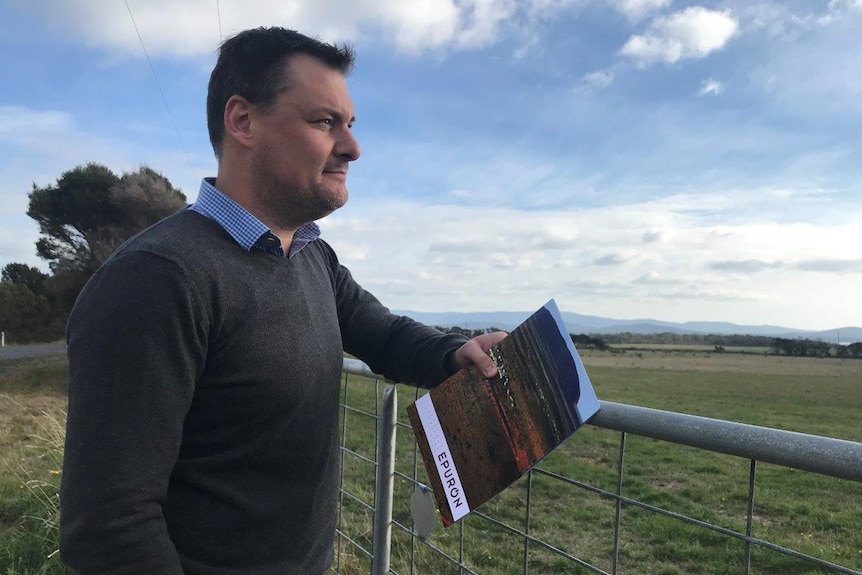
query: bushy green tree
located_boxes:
[26,163,187,316]
[1,263,48,296]
[0,277,59,343]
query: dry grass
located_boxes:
[0,356,68,575]
[3,350,861,575]
[0,357,68,478]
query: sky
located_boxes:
[1,0,861,331]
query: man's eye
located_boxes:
[317,118,333,126]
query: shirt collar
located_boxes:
[189,178,320,257]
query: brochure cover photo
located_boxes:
[406,299,601,526]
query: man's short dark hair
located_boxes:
[207,27,355,158]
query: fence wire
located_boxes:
[334,359,862,575]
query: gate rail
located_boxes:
[336,358,862,575]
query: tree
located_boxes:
[1,263,48,296]
[771,337,832,358]
[570,333,608,350]
[0,274,63,343]
[27,163,187,314]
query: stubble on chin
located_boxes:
[262,180,348,231]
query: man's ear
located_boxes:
[223,95,254,149]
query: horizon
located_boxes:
[1,1,861,331]
[393,306,862,334]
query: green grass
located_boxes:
[0,358,68,575]
[337,351,862,575]
[0,357,68,575]
[3,351,861,575]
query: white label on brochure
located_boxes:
[414,393,470,521]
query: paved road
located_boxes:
[0,341,67,362]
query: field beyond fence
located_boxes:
[336,348,862,575]
[2,348,861,574]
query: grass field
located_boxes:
[0,356,68,575]
[1,350,861,574]
[336,350,862,575]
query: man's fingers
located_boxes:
[452,332,508,377]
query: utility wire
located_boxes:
[216,0,223,41]
[124,0,198,182]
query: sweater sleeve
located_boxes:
[60,250,208,574]
[325,245,467,388]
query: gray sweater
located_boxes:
[61,210,466,574]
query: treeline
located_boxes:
[1,163,186,344]
[434,326,611,351]
[434,327,862,360]
[606,332,862,359]
[603,332,778,347]
[434,326,505,339]
[771,338,862,359]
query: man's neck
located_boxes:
[213,171,297,251]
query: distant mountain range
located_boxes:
[393,309,862,343]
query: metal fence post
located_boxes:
[371,383,397,575]
[342,360,862,575]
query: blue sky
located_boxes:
[1,0,861,330]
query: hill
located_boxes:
[393,310,862,343]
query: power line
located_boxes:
[124,0,198,182]
[216,0,223,41]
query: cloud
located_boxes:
[0,104,209,216]
[23,0,518,57]
[641,230,663,243]
[633,271,675,284]
[828,0,862,14]
[593,253,630,265]
[0,107,74,145]
[621,7,739,66]
[454,0,518,49]
[378,0,460,52]
[707,259,783,273]
[529,0,669,20]
[737,2,820,37]
[796,258,862,273]
[317,191,862,329]
[581,69,615,89]
[743,3,862,117]
[698,77,724,96]
[608,0,673,20]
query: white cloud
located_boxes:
[455,0,518,49]
[0,107,74,144]
[698,77,724,95]
[581,69,615,89]
[744,5,862,116]
[737,2,819,37]
[22,0,519,57]
[607,0,673,20]
[378,0,460,52]
[829,0,862,12]
[321,189,862,328]
[621,7,739,66]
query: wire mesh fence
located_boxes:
[334,359,862,575]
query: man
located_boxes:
[60,27,504,574]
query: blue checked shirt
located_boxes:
[189,178,320,258]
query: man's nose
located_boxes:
[336,128,361,162]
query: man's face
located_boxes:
[250,54,361,230]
